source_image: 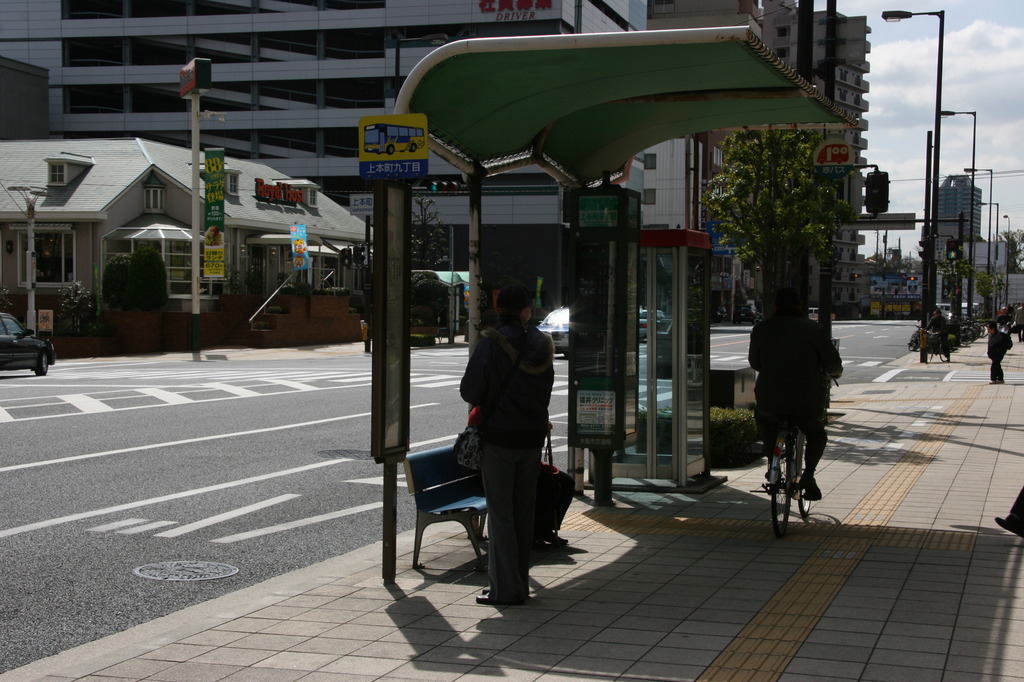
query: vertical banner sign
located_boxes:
[291,224,310,270]
[203,148,226,278]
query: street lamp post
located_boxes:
[1004,214,1013,307]
[941,110,976,317]
[6,185,49,329]
[967,167,993,315]
[883,9,945,336]
[993,204,1001,311]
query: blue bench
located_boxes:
[404,445,487,570]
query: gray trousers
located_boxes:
[480,442,541,602]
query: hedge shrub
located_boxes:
[709,407,761,468]
[410,333,436,347]
[124,246,168,311]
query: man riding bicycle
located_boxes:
[748,288,843,501]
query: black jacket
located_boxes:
[748,312,843,418]
[460,324,555,448]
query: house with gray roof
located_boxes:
[1,138,367,326]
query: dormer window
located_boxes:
[49,163,67,185]
[226,170,240,196]
[145,187,164,212]
[306,189,317,208]
[142,170,165,213]
[45,152,94,186]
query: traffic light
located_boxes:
[865,171,890,214]
[340,248,352,267]
[352,244,365,267]
[946,239,961,260]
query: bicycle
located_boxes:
[763,416,811,538]
[924,330,950,363]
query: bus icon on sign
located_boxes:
[815,143,851,165]
[813,138,854,179]
[363,123,425,156]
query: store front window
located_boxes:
[21,230,75,285]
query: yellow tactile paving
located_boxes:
[843,386,979,527]
[563,387,985,681]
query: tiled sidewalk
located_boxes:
[4,338,1024,681]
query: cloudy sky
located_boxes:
[852,0,1024,254]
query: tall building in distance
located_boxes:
[938,175,983,240]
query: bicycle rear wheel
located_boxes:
[770,449,791,537]
[794,432,812,519]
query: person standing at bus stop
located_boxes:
[460,285,554,606]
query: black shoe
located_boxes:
[476,594,525,606]
[995,516,1024,539]
[800,476,822,501]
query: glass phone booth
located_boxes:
[614,229,713,488]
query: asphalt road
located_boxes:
[0,320,922,672]
[0,345,574,673]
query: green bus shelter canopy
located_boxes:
[396,26,858,187]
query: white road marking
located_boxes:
[415,379,464,388]
[873,369,906,383]
[211,502,382,543]
[0,461,348,539]
[87,518,151,532]
[136,387,194,405]
[204,382,261,397]
[62,394,114,413]
[117,520,179,534]
[154,494,301,538]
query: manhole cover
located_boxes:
[318,449,373,460]
[133,561,239,581]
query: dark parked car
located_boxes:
[537,306,569,356]
[638,309,667,342]
[733,305,759,324]
[0,312,55,376]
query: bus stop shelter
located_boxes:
[374,25,857,579]
[393,25,857,341]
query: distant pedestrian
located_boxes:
[986,320,1011,384]
[1014,302,1024,342]
[996,487,1024,540]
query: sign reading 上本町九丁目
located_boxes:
[358,114,429,180]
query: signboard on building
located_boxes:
[179,58,211,98]
[349,193,373,217]
[255,179,306,206]
[358,114,429,180]
[478,0,556,21]
[705,221,737,256]
[813,138,855,179]
[203,148,226,278]
[291,224,310,271]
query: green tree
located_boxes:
[101,253,131,310]
[701,130,857,311]
[975,270,1004,318]
[1001,229,1024,274]
[411,196,451,270]
[58,282,96,334]
[411,271,448,320]
[124,245,169,311]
